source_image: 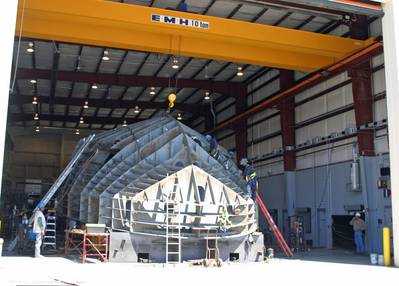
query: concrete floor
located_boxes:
[288,248,371,265]
[0,250,398,286]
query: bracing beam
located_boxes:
[17,68,242,98]
[9,94,206,115]
[8,113,189,126]
[16,0,374,72]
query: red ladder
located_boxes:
[256,193,293,257]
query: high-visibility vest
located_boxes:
[245,170,257,182]
[220,206,231,227]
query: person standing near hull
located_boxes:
[349,212,366,254]
[32,202,46,258]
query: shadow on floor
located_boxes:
[278,248,371,266]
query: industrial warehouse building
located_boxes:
[0,0,398,285]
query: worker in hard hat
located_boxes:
[32,202,47,258]
[240,158,259,229]
[205,134,220,160]
[349,212,366,254]
[219,205,231,234]
[240,158,258,202]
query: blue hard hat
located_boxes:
[37,201,45,209]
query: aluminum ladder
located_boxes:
[42,209,57,251]
[165,180,181,264]
[256,192,293,257]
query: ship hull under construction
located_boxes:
[60,115,264,262]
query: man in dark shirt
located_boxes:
[205,134,220,160]
[240,158,258,202]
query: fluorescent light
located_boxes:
[236,67,244,77]
[34,113,39,120]
[134,106,140,113]
[35,126,40,132]
[102,50,110,61]
[27,42,34,53]
[123,120,127,127]
[150,87,156,95]
[83,101,89,109]
[30,79,37,84]
[79,117,84,124]
[177,113,183,120]
[32,97,38,105]
[75,129,80,135]
[204,91,210,100]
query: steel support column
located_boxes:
[349,15,375,156]
[279,70,296,171]
[279,70,297,220]
[235,87,248,163]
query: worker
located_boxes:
[349,212,366,254]
[177,1,188,12]
[205,134,220,160]
[191,136,202,147]
[219,205,231,233]
[32,202,46,258]
[240,158,258,202]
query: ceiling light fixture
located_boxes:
[123,120,127,127]
[27,42,34,53]
[92,83,98,89]
[177,113,183,121]
[150,87,156,95]
[75,129,80,135]
[134,105,140,113]
[34,113,39,120]
[32,97,38,105]
[35,126,40,132]
[204,91,210,100]
[172,58,179,69]
[79,117,84,124]
[102,50,110,61]
[30,79,37,84]
[236,67,244,77]
[83,101,89,109]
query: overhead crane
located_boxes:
[16,0,374,72]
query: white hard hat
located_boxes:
[240,158,248,166]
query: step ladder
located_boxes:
[43,209,57,251]
[256,192,293,257]
[165,182,181,264]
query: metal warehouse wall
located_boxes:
[4,129,82,182]
[214,18,387,178]
[258,154,392,251]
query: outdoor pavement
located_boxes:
[0,250,398,286]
